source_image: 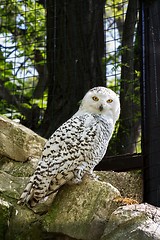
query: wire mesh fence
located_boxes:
[104,0,141,155]
[141,0,160,207]
[0,0,47,131]
[0,0,141,158]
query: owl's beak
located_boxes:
[99,104,103,111]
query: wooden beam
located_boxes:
[95,153,143,172]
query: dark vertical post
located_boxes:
[141,0,160,206]
[42,0,106,137]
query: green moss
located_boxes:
[0,156,35,177]
[0,199,12,240]
[6,205,42,240]
[6,222,43,240]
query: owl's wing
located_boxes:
[18,113,99,206]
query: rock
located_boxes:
[42,176,121,240]
[0,115,46,162]
[0,172,122,240]
[6,205,41,240]
[0,170,28,200]
[97,171,143,203]
[101,203,160,240]
[0,198,13,240]
[0,155,38,177]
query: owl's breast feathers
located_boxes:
[39,113,113,174]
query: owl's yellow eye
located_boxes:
[92,96,99,101]
[107,99,113,103]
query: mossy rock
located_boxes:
[0,199,13,239]
[6,205,42,240]
[0,155,38,177]
[43,177,121,240]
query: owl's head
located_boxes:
[79,86,120,124]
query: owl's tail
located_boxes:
[17,173,53,207]
[17,171,75,207]
[17,175,36,206]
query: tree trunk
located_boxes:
[109,0,141,155]
[40,0,106,137]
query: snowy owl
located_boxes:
[18,86,120,207]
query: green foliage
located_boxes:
[105,0,128,20]
[0,0,46,127]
